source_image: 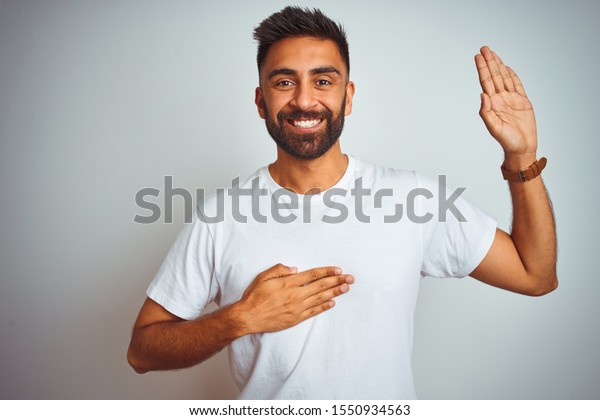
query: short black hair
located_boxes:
[253,6,350,75]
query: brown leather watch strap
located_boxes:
[501,157,547,182]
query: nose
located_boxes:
[289,80,318,111]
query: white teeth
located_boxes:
[292,119,321,128]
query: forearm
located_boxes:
[505,153,558,289]
[127,303,247,374]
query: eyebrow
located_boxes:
[267,66,341,79]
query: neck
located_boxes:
[268,141,348,194]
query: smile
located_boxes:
[289,119,323,129]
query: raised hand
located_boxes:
[235,264,354,334]
[475,46,537,158]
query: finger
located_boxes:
[475,53,495,97]
[300,299,336,321]
[256,263,297,281]
[480,46,505,93]
[491,51,515,92]
[507,66,527,97]
[304,281,351,308]
[287,266,343,286]
[300,274,354,299]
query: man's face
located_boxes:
[255,37,355,160]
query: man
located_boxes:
[127,7,557,399]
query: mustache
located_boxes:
[277,108,333,122]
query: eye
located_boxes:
[275,80,294,88]
[316,79,332,86]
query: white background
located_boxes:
[1,0,598,399]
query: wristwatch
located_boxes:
[501,157,547,182]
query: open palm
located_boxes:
[475,46,537,155]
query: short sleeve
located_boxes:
[416,173,497,279]
[146,212,218,320]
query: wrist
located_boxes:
[222,300,254,338]
[503,152,537,171]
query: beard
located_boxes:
[262,96,346,160]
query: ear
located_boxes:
[344,81,355,116]
[255,87,266,119]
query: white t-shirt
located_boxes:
[147,155,497,399]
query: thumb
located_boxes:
[258,263,297,280]
[479,92,491,115]
[479,92,501,136]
